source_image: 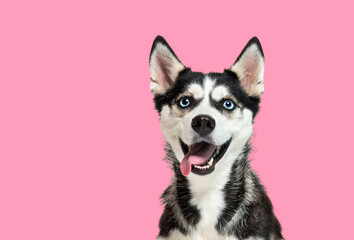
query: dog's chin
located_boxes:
[179,138,232,176]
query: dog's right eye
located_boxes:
[178,97,190,108]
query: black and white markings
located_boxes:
[149,36,283,240]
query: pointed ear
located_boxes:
[149,36,185,95]
[229,37,265,98]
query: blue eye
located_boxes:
[179,97,190,108]
[223,100,235,110]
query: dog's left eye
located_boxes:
[223,100,235,110]
[179,97,190,108]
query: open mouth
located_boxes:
[179,138,232,176]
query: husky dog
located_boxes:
[149,36,283,240]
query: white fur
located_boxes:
[160,105,186,161]
[157,229,269,240]
[244,171,256,204]
[187,84,204,100]
[159,75,255,240]
[187,108,253,239]
[180,77,234,147]
[211,85,229,102]
[157,229,242,240]
[152,37,283,240]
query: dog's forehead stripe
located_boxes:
[211,85,229,102]
[202,76,215,104]
[203,77,215,94]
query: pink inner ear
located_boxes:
[238,54,263,95]
[155,53,174,90]
[241,63,259,90]
[241,76,252,93]
[156,65,168,89]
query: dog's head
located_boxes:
[149,36,264,176]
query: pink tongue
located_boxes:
[180,142,216,176]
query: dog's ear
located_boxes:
[229,37,265,98]
[149,36,185,95]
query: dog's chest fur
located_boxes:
[158,160,236,240]
[157,145,283,240]
[188,159,232,239]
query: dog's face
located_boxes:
[149,36,264,176]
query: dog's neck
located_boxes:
[162,143,252,230]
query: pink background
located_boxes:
[1,1,353,239]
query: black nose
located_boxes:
[191,115,215,136]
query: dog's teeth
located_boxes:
[214,148,219,156]
[208,158,214,166]
[194,164,211,170]
[193,161,213,170]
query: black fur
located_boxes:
[158,144,283,239]
[150,36,283,239]
[154,70,260,118]
[158,145,201,237]
[153,69,204,113]
[151,35,262,116]
[208,71,260,117]
[216,145,283,239]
